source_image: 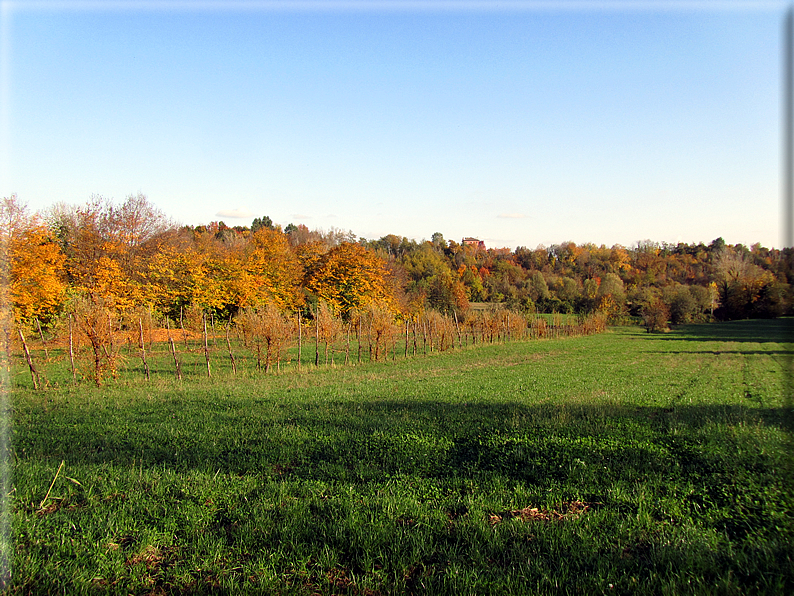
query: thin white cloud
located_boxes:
[291,213,312,220]
[216,208,253,218]
[497,213,528,219]
[484,238,516,249]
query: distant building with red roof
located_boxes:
[462,237,485,250]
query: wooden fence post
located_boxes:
[148,307,154,353]
[180,306,187,348]
[35,317,49,359]
[357,317,362,364]
[345,321,350,366]
[166,318,182,381]
[203,312,212,378]
[138,318,150,381]
[225,314,237,375]
[314,305,320,368]
[18,328,40,390]
[68,314,76,382]
[297,311,302,369]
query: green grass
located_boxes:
[5,320,794,594]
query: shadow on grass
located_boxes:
[645,350,791,356]
[14,398,794,593]
[16,399,793,485]
[640,318,794,345]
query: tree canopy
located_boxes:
[4,194,792,328]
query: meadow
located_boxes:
[4,319,794,595]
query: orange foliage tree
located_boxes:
[55,198,142,310]
[146,232,238,316]
[234,228,303,311]
[1,196,67,324]
[305,242,396,318]
[9,222,67,324]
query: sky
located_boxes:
[0,0,786,250]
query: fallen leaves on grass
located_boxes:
[125,544,177,575]
[281,563,381,596]
[488,500,592,526]
[91,576,119,589]
[106,534,135,552]
[445,504,469,521]
[36,501,61,516]
[122,546,182,594]
[126,545,165,568]
[35,497,84,516]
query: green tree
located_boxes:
[529,271,550,302]
[642,299,669,333]
[251,216,274,233]
[663,285,694,324]
[595,273,626,321]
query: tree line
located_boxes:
[3,192,792,345]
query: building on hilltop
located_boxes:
[462,237,485,250]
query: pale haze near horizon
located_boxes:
[0,1,783,250]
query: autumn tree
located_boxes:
[428,270,468,315]
[713,247,776,319]
[305,242,396,318]
[402,242,469,311]
[595,272,626,321]
[70,295,123,385]
[110,192,175,264]
[234,228,303,311]
[1,196,67,325]
[48,196,146,310]
[238,303,294,372]
[10,224,67,324]
[145,243,200,317]
[159,229,239,315]
[286,223,324,247]
[642,299,670,333]
[365,234,417,259]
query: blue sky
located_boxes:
[0,0,784,249]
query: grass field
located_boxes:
[4,319,794,594]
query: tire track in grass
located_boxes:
[742,356,764,409]
[742,342,788,409]
[667,356,709,409]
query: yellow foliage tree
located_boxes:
[305,242,396,317]
[234,228,303,311]
[9,223,67,323]
[55,199,145,310]
[146,240,235,315]
[1,197,67,324]
[145,244,194,314]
